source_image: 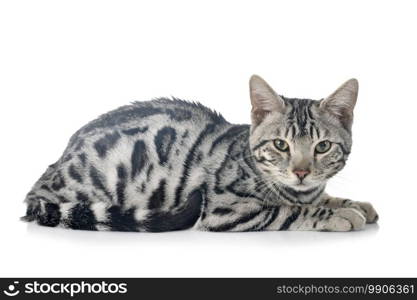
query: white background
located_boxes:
[0,0,416,277]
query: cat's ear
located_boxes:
[249,75,285,126]
[320,78,358,129]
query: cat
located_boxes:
[22,75,378,232]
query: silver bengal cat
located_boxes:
[23,75,378,232]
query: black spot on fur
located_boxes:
[148,179,167,209]
[311,208,320,217]
[142,183,207,232]
[68,164,83,183]
[140,182,146,193]
[78,153,87,167]
[69,203,97,230]
[62,154,72,163]
[182,130,189,139]
[122,126,148,136]
[90,166,113,200]
[51,171,66,191]
[116,164,127,206]
[131,140,147,179]
[76,191,89,202]
[37,203,61,227]
[107,206,137,231]
[154,127,177,165]
[146,164,154,182]
[212,207,233,216]
[40,184,51,191]
[94,131,121,158]
[279,206,302,230]
[214,154,230,194]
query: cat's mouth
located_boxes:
[293,177,308,186]
[291,179,317,190]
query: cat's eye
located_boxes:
[315,140,332,154]
[273,139,289,152]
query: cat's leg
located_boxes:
[318,193,379,224]
[265,204,366,232]
[200,193,366,232]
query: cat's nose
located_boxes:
[293,169,310,180]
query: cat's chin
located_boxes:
[289,181,322,192]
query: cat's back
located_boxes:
[68,97,227,146]
[56,98,231,187]
[62,97,229,161]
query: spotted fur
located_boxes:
[22,76,378,232]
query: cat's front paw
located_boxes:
[351,201,379,224]
[324,208,366,231]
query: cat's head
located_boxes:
[249,75,358,191]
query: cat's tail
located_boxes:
[21,196,61,227]
[21,162,63,227]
